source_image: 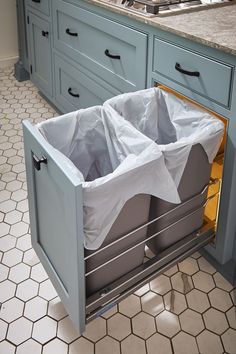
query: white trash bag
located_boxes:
[104,87,225,187]
[37,105,180,250]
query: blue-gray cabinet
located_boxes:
[52,0,147,94]
[21,0,236,333]
[26,0,50,17]
[28,12,53,98]
[54,53,121,112]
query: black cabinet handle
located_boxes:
[66,28,78,37]
[68,88,80,98]
[42,31,49,38]
[175,63,200,77]
[33,154,47,171]
[32,0,41,3]
[104,49,120,60]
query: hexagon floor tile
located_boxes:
[0,66,236,353]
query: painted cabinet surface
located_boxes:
[28,12,53,97]
[22,0,236,324]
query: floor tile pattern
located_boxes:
[0,67,236,353]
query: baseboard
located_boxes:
[0,56,19,69]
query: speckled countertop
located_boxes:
[85,0,236,56]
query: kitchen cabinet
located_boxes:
[27,12,53,98]
[21,0,236,296]
[52,0,147,94]
[54,52,121,112]
[26,0,51,17]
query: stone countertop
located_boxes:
[86,0,236,56]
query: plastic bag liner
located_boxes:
[104,87,225,187]
[37,105,180,250]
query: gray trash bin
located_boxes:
[104,87,224,254]
[147,143,211,253]
[36,105,173,297]
[85,193,150,296]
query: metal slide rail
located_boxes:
[85,178,220,316]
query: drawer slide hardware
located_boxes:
[66,28,78,37]
[85,179,220,316]
[175,62,200,77]
[33,154,47,171]
[104,49,121,60]
[68,87,80,98]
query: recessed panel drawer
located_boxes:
[26,0,50,17]
[53,0,147,92]
[153,38,233,107]
[54,54,120,113]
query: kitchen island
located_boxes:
[16,0,236,291]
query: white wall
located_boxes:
[0,0,19,68]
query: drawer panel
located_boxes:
[26,0,50,17]
[153,38,233,107]
[53,0,147,92]
[54,54,120,113]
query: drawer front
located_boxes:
[153,38,233,107]
[26,0,50,16]
[54,54,120,113]
[23,120,86,334]
[53,0,147,92]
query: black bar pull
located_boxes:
[32,0,41,2]
[42,31,49,38]
[175,63,200,77]
[33,154,47,171]
[68,87,80,98]
[66,28,78,37]
[104,49,121,60]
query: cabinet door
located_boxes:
[23,120,86,334]
[28,12,53,97]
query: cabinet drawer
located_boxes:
[26,0,50,17]
[54,54,120,113]
[52,0,147,92]
[153,38,233,108]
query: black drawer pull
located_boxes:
[42,31,49,38]
[175,63,200,77]
[66,28,78,37]
[68,87,80,98]
[104,49,120,60]
[33,154,47,171]
[32,0,41,3]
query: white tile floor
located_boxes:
[0,66,236,354]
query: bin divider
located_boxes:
[85,191,218,277]
[84,178,220,262]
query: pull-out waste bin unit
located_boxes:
[23,87,224,334]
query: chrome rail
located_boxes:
[85,191,218,277]
[86,222,215,315]
[84,178,219,262]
